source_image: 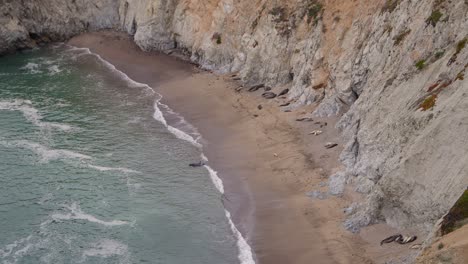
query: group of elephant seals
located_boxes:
[189,161,205,167]
[380,234,417,246]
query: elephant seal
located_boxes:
[380,234,402,246]
[262,92,277,99]
[278,88,289,96]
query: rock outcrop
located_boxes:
[0,0,118,54]
[1,0,468,244]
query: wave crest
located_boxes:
[52,202,128,227]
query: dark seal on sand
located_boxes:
[248,84,265,92]
[278,88,289,96]
[262,92,277,99]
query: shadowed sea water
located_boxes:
[0,46,242,264]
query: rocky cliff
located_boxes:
[2,0,468,245]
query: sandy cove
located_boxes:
[68,31,403,264]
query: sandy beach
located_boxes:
[68,31,372,264]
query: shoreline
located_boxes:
[68,31,371,264]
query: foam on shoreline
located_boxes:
[71,45,256,264]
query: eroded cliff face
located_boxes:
[1,0,468,240]
[120,0,468,235]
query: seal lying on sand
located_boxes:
[396,235,417,244]
[380,234,417,246]
[189,161,205,167]
[380,235,402,245]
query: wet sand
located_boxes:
[68,31,373,264]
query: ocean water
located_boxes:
[0,45,253,264]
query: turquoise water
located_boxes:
[0,46,244,264]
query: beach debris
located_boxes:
[309,130,322,136]
[231,74,237,77]
[189,161,205,167]
[273,153,278,157]
[233,77,241,81]
[257,105,263,110]
[264,86,272,91]
[409,244,423,250]
[248,84,265,92]
[380,234,418,246]
[284,109,292,112]
[253,114,259,117]
[306,190,328,200]
[324,142,338,149]
[296,117,314,122]
[279,102,290,107]
[262,92,277,99]
[278,88,289,96]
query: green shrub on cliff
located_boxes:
[415,60,426,70]
[307,2,323,24]
[426,10,443,26]
[456,37,467,54]
[420,94,437,111]
[440,189,468,235]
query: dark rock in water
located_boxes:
[324,142,338,149]
[264,86,272,91]
[278,88,289,96]
[257,105,263,110]
[248,84,265,92]
[296,117,314,122]
[262,92,277,99]
[189,161,205,167]
[280,102,290,107]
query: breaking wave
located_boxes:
[0,99,73,131]
[51,202,128,227]
[72,46,256,264]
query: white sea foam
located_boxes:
[226,210,256,264]
[68,45,256,264]
[204,165,225,194]
[0,236,33,258]
[20,62,41,74]
[52,202,128,227]
[10,140,91,163]
[82,239,129,258]
[66,45,203,148]
[47,65,62,75]
[80,239,131,264]
[87,164,140,174]
[0,99,73,131]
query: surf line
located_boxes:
[70,45,256,264]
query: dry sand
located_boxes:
[68,31,411,264]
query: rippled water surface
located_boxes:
[0,46,239,264]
